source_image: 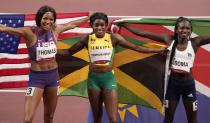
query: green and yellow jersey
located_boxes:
[88,33,114,65]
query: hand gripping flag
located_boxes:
[86,17,210,123]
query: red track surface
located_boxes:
[0,88,89,123]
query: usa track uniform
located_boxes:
[27,27,59,89]
[87,33,117,90]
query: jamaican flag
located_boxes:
[58,17,210,115]
[58,20,166,113]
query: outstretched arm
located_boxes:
[191,36,210,52]
[57,35,88,56]
[0,24,29,37]
[194,36,210,46]
[119,23,172,45]
[112,33,167,53]
[55,11,95,34]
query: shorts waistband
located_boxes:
[30,68,58,74]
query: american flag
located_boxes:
[0,12,92,89]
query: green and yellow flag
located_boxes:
[58,16,210,114]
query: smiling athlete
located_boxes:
[0,5,93,123]
[58,12,166,123]
[119,17,210,123]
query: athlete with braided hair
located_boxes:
[119,17,210,123]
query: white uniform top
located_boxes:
[168,40,195,74]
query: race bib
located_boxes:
[26,87,35,96]
[90,48,111,63]
[36,41,57,61]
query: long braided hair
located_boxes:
[169,17,192,67]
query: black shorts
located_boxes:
[165,78,197,101]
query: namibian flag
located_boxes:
[58,17,210,122]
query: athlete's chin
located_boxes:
[180,34,189,39]
[95,33,105,38]
[179,36,188,40]
[43,27,51,31]
[40,25,51,31]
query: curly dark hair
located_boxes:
[35,5,56,27]
[169,17,192,67]
[89,12,108,27]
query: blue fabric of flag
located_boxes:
[86,92,210,123]
[0,14,25,54]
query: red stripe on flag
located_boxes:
[0,68,30,76]
[17,48,28,54]
[19,38,26,43]
[77,22,91,28]
[0,81,28,89]
[59,22,90,28]
[18,38,28,54]
[0,58,29,64]
[193,48,210,87]
[132,24,174,35]
[25,14,36,21]
[120,24,173,44]
[58,33,87,39]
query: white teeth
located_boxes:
[44,25,50,28]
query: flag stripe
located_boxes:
[0,81,28,89]
[0,75,29,83]
[0,68,29,76]
[195,80,210,98]
[0,63,30,70]
[63,27,92,34]
[0,58,29,64]
[193,48,210,88]
[115,18,210,26]
[17,48,28,54]
[119,24,173,44]
[0,53,29,59]
[115,68,163,113]
[58,33,85,39]
[17,43,27,49]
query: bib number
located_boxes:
[26,87,35,96]
[193,100,198,111]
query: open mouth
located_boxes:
[96,30,104,35]
[95,31,105,38]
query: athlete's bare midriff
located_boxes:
[89,64,112,73]
[30,58,58,71]
[170,70,194,81]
